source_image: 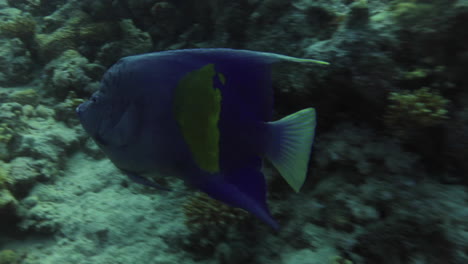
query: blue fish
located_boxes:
[76,48,328,229]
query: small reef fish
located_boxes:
[76,48,328,229]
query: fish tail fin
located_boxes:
[265,108,317,192]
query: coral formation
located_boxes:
[42,49,93,98]
[0,187,16,212]
[34,10,90,61]
[0,99,36,160]
[330,255,353,264]
[8,89,40,106]
[0,11,35,41]
[352,215,454,264]
[95,19,152,67]
[34,9,123,62]
[0,123,14,145]
[384,87,449,136]
[78,22,121,45]
[0,0,466,263]
[6,0,67,16]
[0,38,34,85]
[0,249,20,264]
[314,123,420,176]
[0,162,17,220]
[36,27,77,60]
[183,192,249,233]
[54,91,85,125]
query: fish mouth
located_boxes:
[75,101,91,119]
[76,101,91,116]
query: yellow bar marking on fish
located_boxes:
[174,64,221,173]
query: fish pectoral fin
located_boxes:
[125,172,172,191]
[265,108,317,192]
[192,169,278,229]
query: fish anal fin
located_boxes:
[192,168,279,229]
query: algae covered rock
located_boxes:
[384,87,449,136]
[313,123,420,176]
[36,27,78,61]
[8,89,40,106]
[7,157,46,198]
[0,249,20,264]
[7,0,67,16]
[0,38,34,86]
[42,50,93,98]
[0,9,35,42]
[0,162,18,221]
[0,102,22,161]
[0,122,14,160]
[54,91,86,126]
[0,188,16,211]
[95,19,152,66]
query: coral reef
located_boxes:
[41,49,93,98]
[94,19,152,67]
[0,249,20,264]
[0,123,14,160]
[384,87,449,136]
[35,10,90,61]
[183,192,250,234]
[0,38,34,86]
[0,0,467,263]
[36,27,78,60]
[0,11,35,42]
[54,91,85,125]
[330,256,353,264]
[181,192,257,260]
[6,0,67,16]
[444,95,468,182]
[8,89,40,106]
[0,165,15,209]
[0,161,18,236]
[78,22,121,46]
[314,123,420,176]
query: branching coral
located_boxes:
[183,192,249,233]
[384,87,449,135]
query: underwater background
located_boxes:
[0,0,467,263]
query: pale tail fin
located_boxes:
[265,108,317,192]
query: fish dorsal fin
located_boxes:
[265,108,317,192]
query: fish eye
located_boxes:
[91,96,98,103]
